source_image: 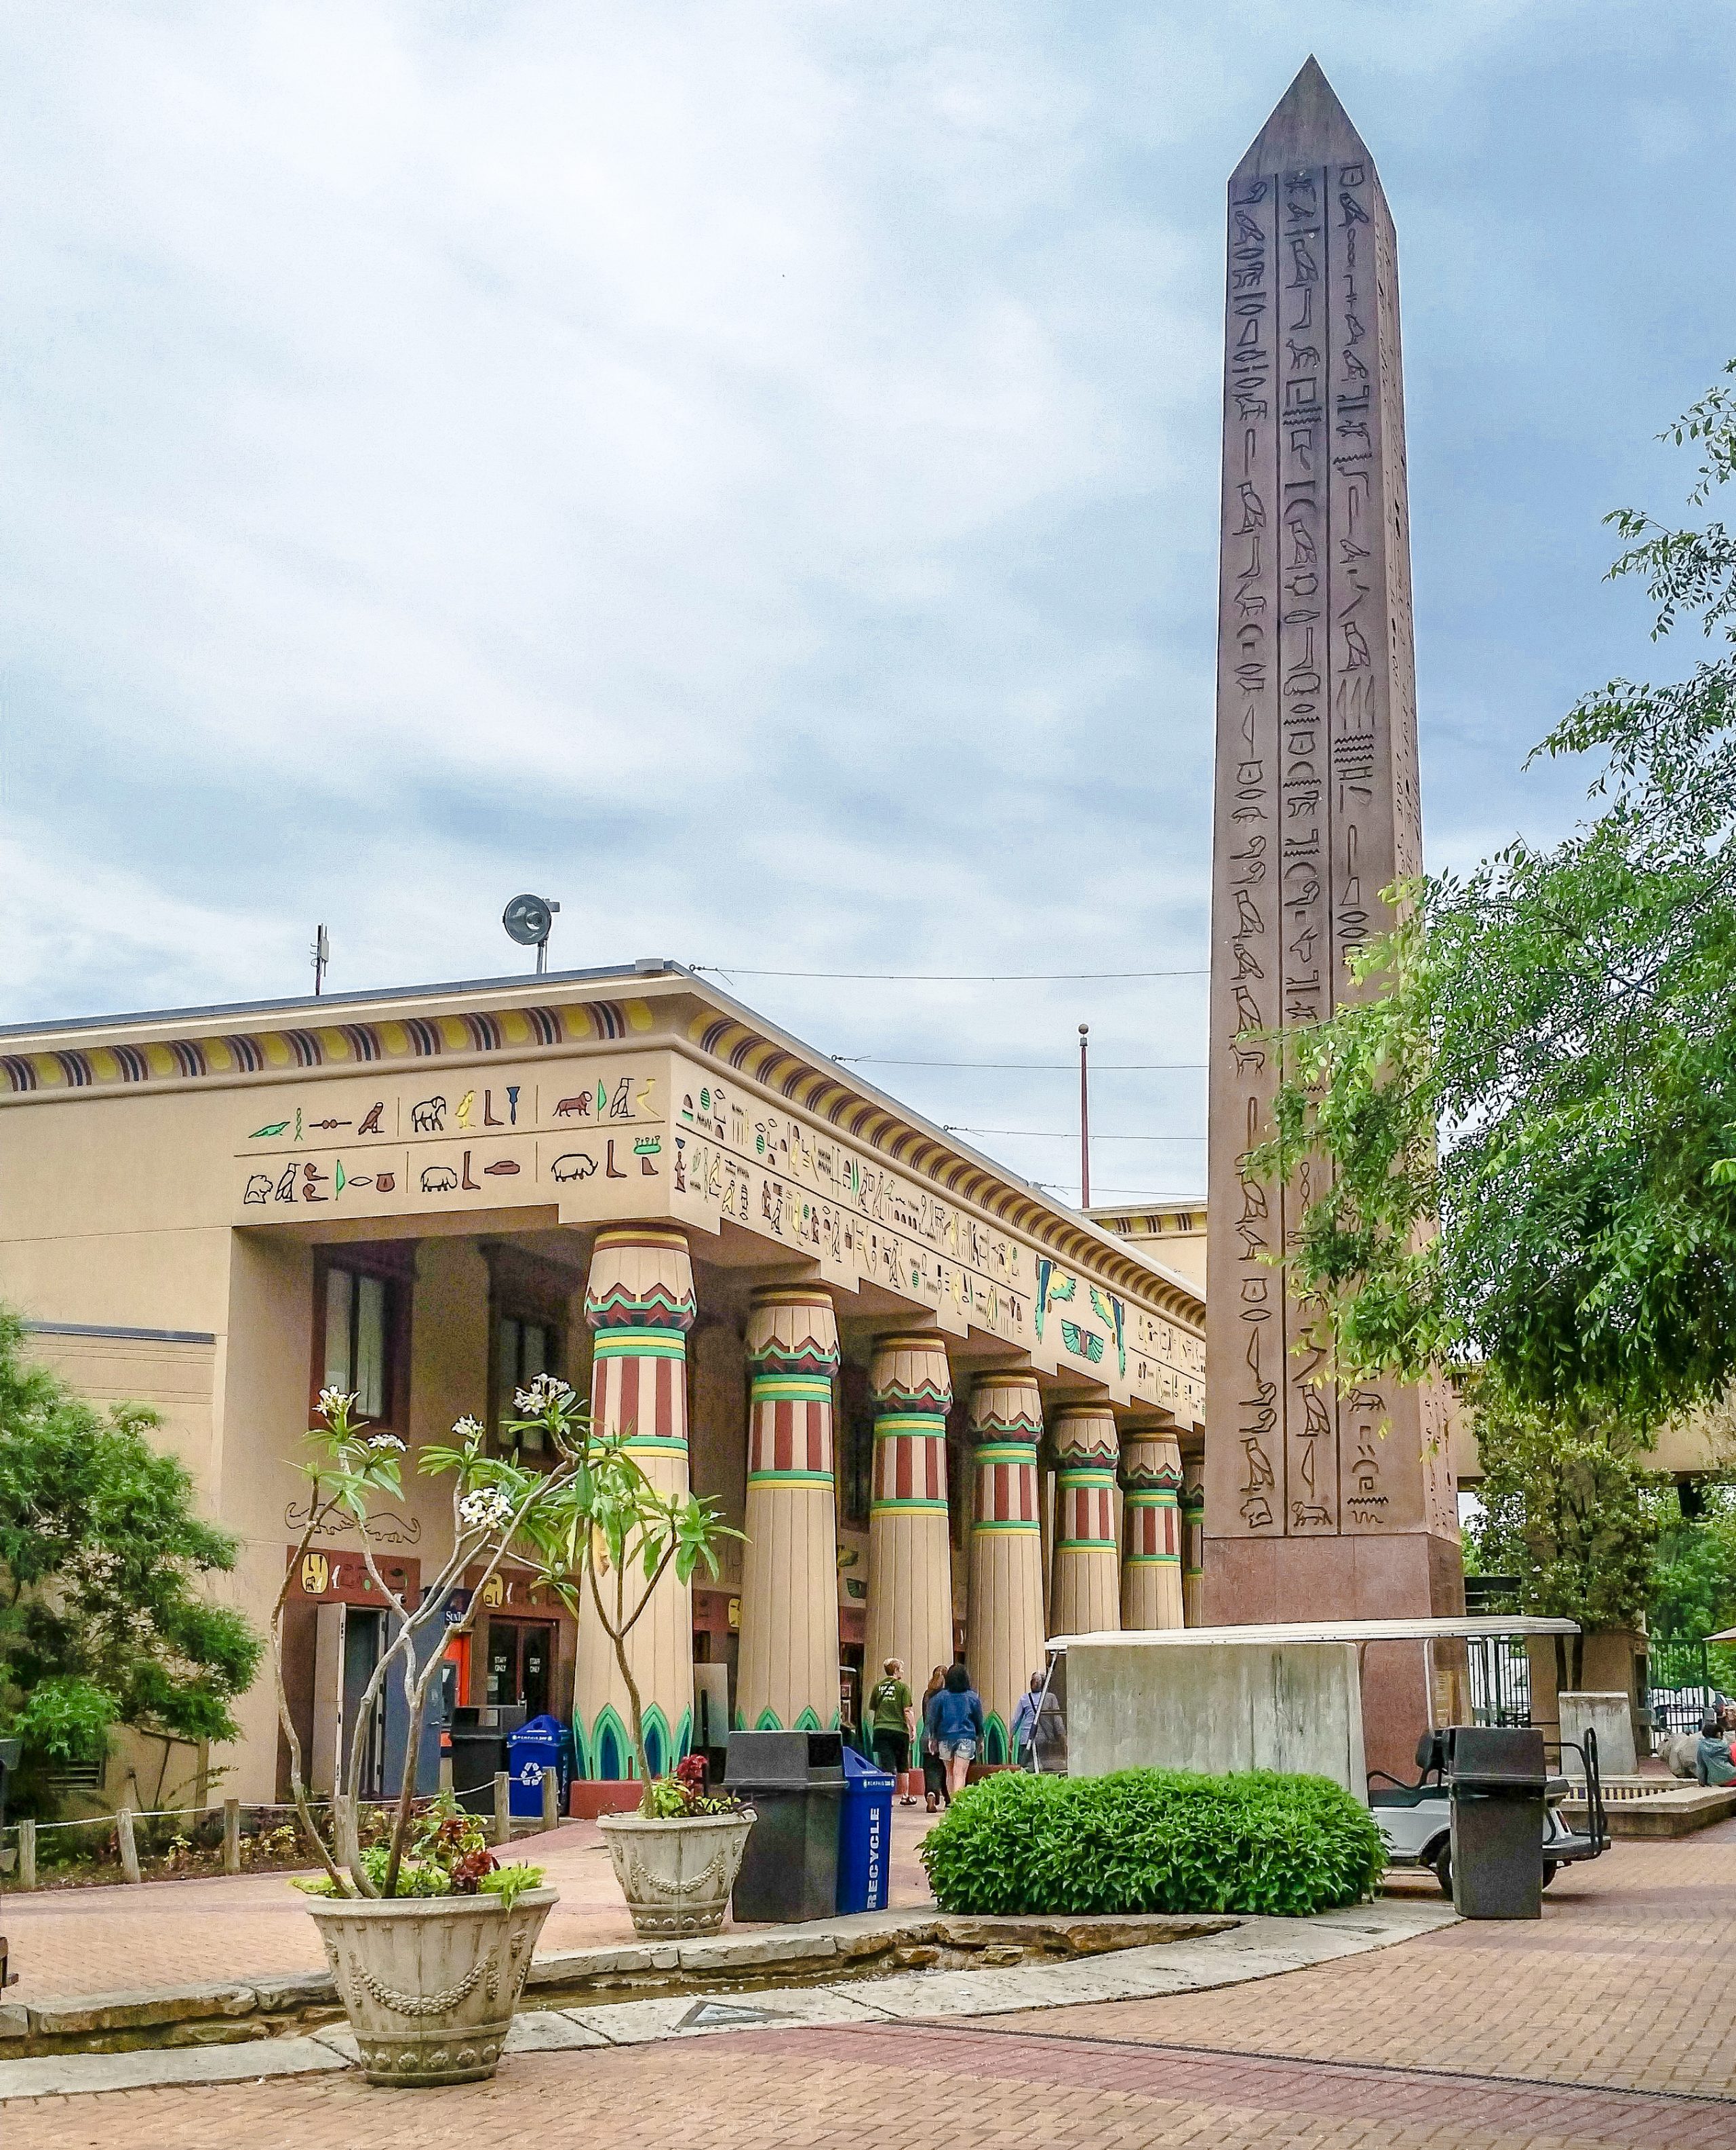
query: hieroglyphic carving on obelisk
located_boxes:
[1202,61,1461,1684]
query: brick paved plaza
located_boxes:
[6,1817,1736,2147]
[0,1808,943,2006]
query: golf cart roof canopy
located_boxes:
[1044,1616,1581,1652]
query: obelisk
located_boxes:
[1202,60,1462,1777]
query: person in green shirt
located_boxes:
[866,1657,917,1802]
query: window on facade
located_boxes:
[322,1264,393,1422]
[494,1314,559,1455]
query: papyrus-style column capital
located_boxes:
[574,1226,697,1782]
[1120,1419,1184,1632]
[736,1287,842,1732]
[1050,1403,1121,1638]
[864,1333,954,1697]
[966,1371,1046,1763]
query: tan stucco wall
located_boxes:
[1090,1205,1206,1296]
[0,973,1206,1799]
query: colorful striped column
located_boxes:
[864,1334,954,1695]
[1120,1420,1185,1630]
[736,1287,842,1732]
[966,1371,1046,1764]
[1050,1404,1122,1638]
[1181,1451,1205,1627]
[575,1225,697,1782]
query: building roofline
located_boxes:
[0,959,670,1042]
[0,958,1206,1320]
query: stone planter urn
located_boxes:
[307,1887,557,2086]
[597,1809,755,1937]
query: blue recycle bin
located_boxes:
[837,1745,895,1914]
[507,1713,574,1820]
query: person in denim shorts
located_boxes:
[925,1662,985,1802]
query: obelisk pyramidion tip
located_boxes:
[1232,56,1376,184]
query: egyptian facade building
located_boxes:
[0,962,1204,1804]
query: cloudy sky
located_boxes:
[5,2,1733,1205]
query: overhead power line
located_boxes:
[1036,1181,1206,1201]
[694,964,1208,983]
[833,1056,1205,1072]
[945,1126,1203,1142]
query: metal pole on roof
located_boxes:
[1078,1024,1091,1208]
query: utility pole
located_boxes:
[311,924,329,996]
[1078,1023,1091,1209]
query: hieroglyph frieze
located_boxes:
[667,1057,1202,1417]
[229,1051,1200,1415]
[232,1059,667,1222]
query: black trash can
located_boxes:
[448,1702,527,1817]
[1446,1724,1547,1920]
[726,1729,846,1923]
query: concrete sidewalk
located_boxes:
[0,1897,1457,2100]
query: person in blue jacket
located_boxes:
[1696,1710,1736,1786]
[926,1661,985,1802]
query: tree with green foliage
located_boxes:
[1467,1384,1658,1683]
[1261,362,1736,1434]
[0,1310,261,1812]
[1649,1483,1736,1644]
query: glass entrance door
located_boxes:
[486,1620,555,1718]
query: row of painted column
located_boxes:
[572,1227,1200,1778]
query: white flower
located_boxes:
[513,1373,572,1414]
[452,1415,486,1443]
[367,1433,407,1453]
[316,1387,355,1421]
[458,1487,516,1532]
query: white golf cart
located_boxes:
[1357,1614,1610,1894]
[1370,1722,1608,1895]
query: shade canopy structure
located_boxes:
[1042,1616,1584,1791]
[1046,1616,1581,1652]
[1704,1627,1736,1644]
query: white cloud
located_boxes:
[2,1,1734,1200]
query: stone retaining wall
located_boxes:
[0,1912,1237,2060]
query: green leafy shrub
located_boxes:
[919,1769,1387,1918]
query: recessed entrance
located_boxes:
[486,1618,555,1719]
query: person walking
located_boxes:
[920,1664,949,1812]
[926,1662,985,1803]
[1009,1670,1045,1770]
[866,1657,917,1803]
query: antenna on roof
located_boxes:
[311,924,330,997]
[1079,1023,1091,1209]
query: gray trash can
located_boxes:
[726,1729,846,1923]
[1447,1724,1546,1919]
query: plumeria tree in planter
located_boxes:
[273,1377,747,2084]
[273,1389,572,2086]
[505,1375,753,1938]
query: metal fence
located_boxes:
[1644,1638,1727,1734]
[0,1777,533,1890]
[1467,1633,1533,1726]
